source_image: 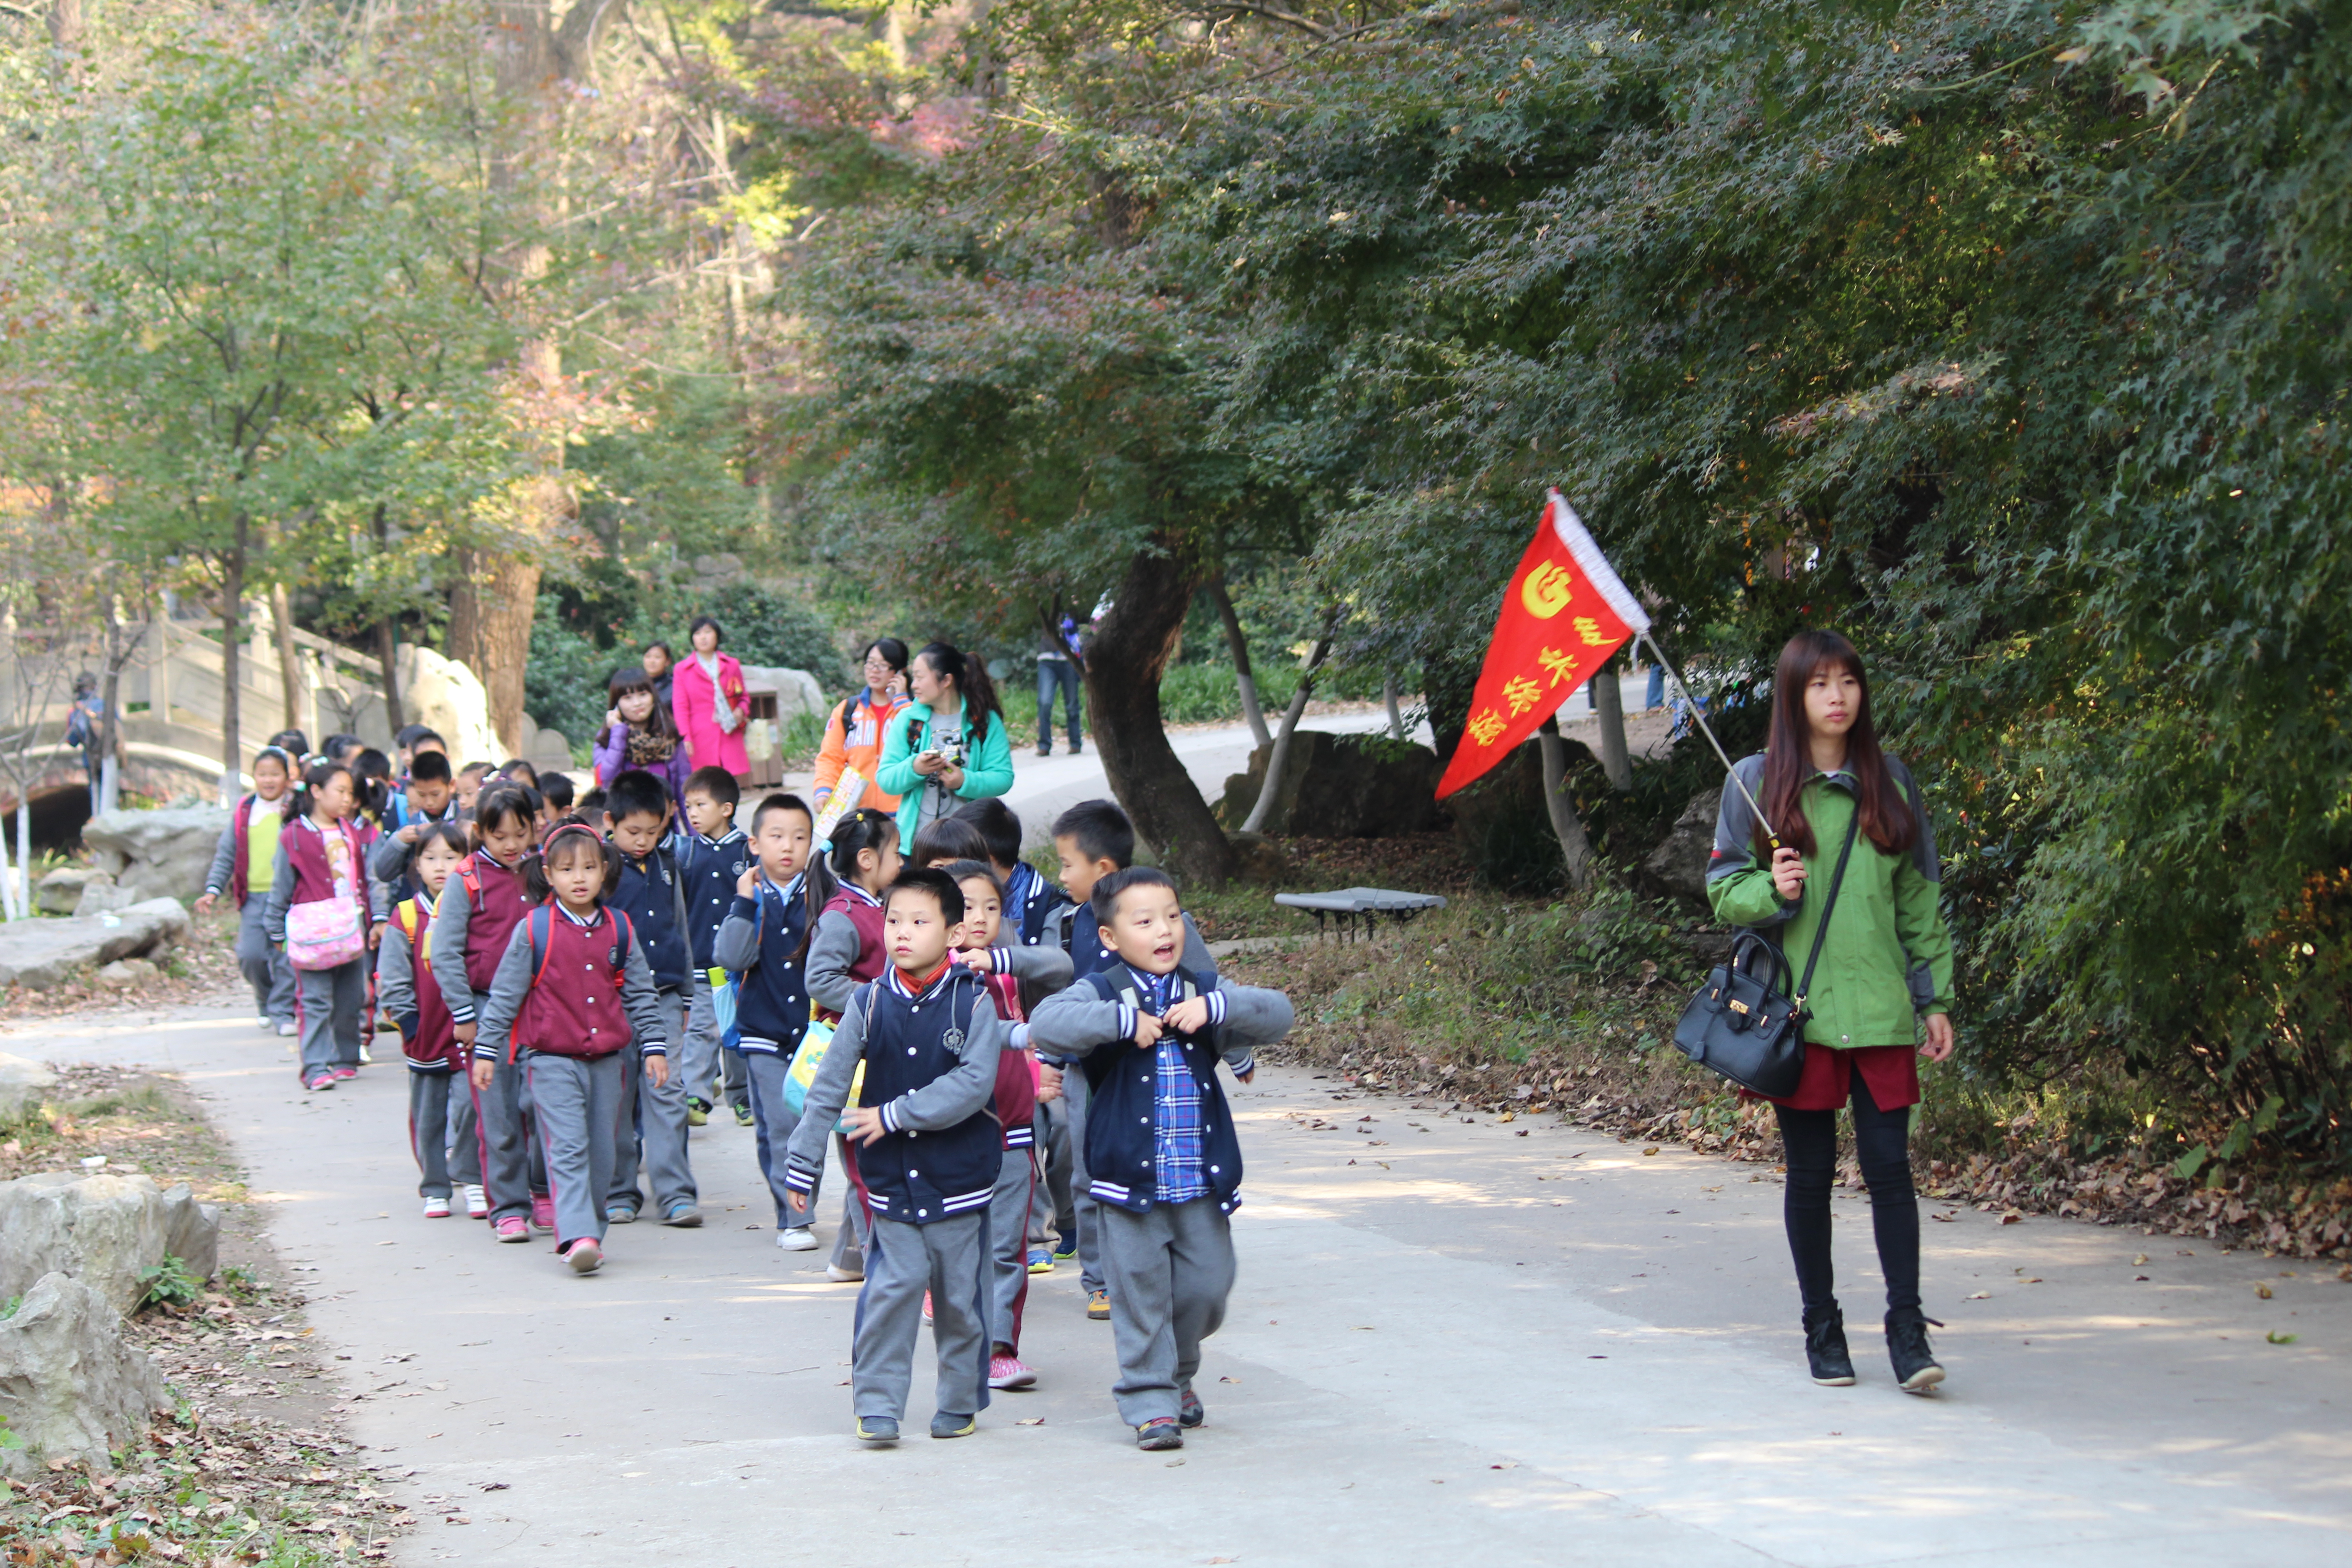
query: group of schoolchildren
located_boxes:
[200,723,1294,1452]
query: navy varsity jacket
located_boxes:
[1027,964,1293,1216]
[708,872,813,1056]
[781,961,1005,1225]
[1005,861,1071,947]
[676,827,751,970]
[613,841,691,993]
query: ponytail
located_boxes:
[828,807,899,886]
[913,641,1001,748]
[283,760,352,825]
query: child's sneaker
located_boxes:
[607,1203,638,1225]
[987,1353,1035,1391]
[1051,1235,1078,1263]
[921,1292,933,1324]
[422,1195,452,1219]
[856,1416,899,1445]
[494,1217,530,1243]
[662,1203,704,1227]
[1087,1289,1111,1320]
[304,1073,336,1092]
[731,1102,754,1128]
[1135,1418,1183,1451]
[685,1098,710,1127]
[461,1184,490,1219]
[564,1238,603,1274]
[330,1065,359,1081]
[276,1021,299,1038]
[825,1264,862,1283]
[930,1412,976,1439]
[776,1226,817,1252]
[1178,1386,1205,1429]
[529,1194,556,1232]
[358,1043,374,1065]
[1026,1247,1054,1275]
[256,1014,274,1032]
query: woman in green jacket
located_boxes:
[1707,629,1956,1395]
[875,641,1015,848]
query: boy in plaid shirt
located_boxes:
[1027,868,1292,1450]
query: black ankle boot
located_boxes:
[1803,1304,1856,1386]
[1886,1307,1946,1393]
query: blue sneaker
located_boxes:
[1027,1247,1054,1275]
[1051,1235,1078,1264]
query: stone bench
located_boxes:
[1272,887,1449,942]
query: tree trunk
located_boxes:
[1593,652,1632,790]
[1083,531,1237,886]
[96,601,125,816]
[448,540,544,756]
[377,615,405,737]
[219,526,246,801]
[1242,620,1334,835]
[1537,715,1595,892]
[1383,673,1404,741]
[269,580,303,733]
[46,0,83,48]
[1205,573,1270,749]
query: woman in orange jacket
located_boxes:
[813,637,912,816]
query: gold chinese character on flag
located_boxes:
[1501,674,1543,715]
[1537,646,1578,687]
[1466,708,1509,747]
[1573,616,1612,647]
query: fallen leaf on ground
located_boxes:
[2134,1254,2150,1265]
[1016,1418,1044,1426]
[1966,1291,1991,1299]
[2256,1283,2274,1298]
[2000,1213,2023,1225]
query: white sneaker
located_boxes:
[257,1014,274,1032]
[276,1021,298,1038]
[422,1195,452,1219]
[776,1227,818,1252]
[826,1264,863,1283]
[461,1184,490,1219]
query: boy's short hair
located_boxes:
[683,765,740,810]
[409,750,453,785]
[497,758,539,788]
[1054,799,1135,868]
[888,866,965,925]
[1090,865,1176,926]
[604,768,670,824]
[750,792,814,836]
[910,815,990,868]
[539,771,575,811]
[953,798,1024,867]
[458,761,493,780]
[942,858,1004,902]
[576,787,607,817]
[397,723,446,750]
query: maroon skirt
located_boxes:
[1769,1042,1921,1112]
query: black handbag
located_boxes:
[1673,813,1861,1098]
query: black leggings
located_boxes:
[1773,1072,1920,1317]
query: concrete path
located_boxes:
[6,999,2347,1566]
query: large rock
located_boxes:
[1641,786,1723,910]
[737,666,827,728]
[0,1053,59,1125]
[394,643,504,765]
[0,899,192,991]
[1215,731,1445,838]
[34,866,104,916]
[0,1272,170,1478]
[74,876,141,918]
[0,1171,219,1315]
[82,806,227,902]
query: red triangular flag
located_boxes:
[1435,491,1651,799]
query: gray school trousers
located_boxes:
[681,970,750,1108]
[292,957,366,1082]
[527,1050,625,1250]
[1030,1099,1076,1247]
[235,897,296,1024]
[853,1211,991,1422]
[1096,1197,1238,1427]
[989,1147,1035,1352]
[610,991,695,1215]
[1058,1063,1104,1292]
[407,1068,459,1199]
[742,1050,820,1230]
[831,1136,872,1274]
[471,1048,535,1225]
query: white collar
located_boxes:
[555,902,604,930]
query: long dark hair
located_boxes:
[1757,630,1914,860]
[911,641,1001,746]
[600,671,679,747]
[828,807,899,886]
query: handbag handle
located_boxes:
[1727,931,1791,999]
[1792,811,1863,1011]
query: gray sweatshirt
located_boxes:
[804,902,874,1016]
[1028,971,1293,1078]
[781,971,1007,1184]
[471,909,670,1063]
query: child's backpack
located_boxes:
[782,980,869,1132]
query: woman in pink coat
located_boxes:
[671,616,750,780]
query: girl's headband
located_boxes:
[539,821,603,854]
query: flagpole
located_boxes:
[1637,628,1779,850]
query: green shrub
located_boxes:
[137,1255,202,1310]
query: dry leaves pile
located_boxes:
[0,912,241,1023]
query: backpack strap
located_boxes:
[460,859,482,903]
[528,908,556,988]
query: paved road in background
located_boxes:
[5,1000,2347,1567]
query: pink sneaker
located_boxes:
[987,1353,1036,1391]
[529,1194,556,1232]
[564,1239,603,1274]
[329,1066,358,1081]
[921,1291,933,1324]
[494,1217,530,1243]
[304,1073,336,1092]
